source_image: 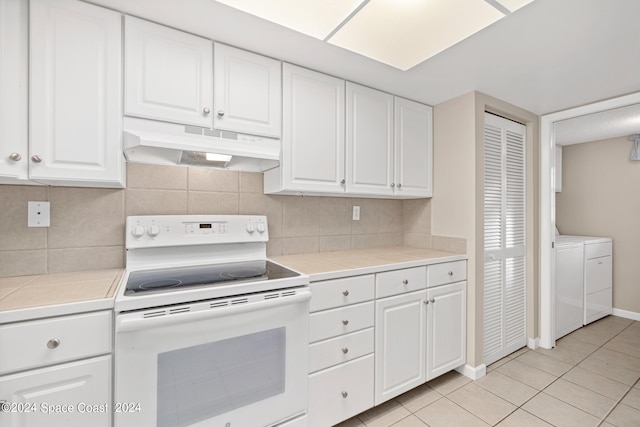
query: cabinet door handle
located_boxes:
[9,152,21,161]
[341,391,348,398]
[391,183,395,188]
[203,107,211,115]
[448,271,454,276]
[402,279,409,285]
[217,110,225,117]
[340,179,346,185]
[47,338,60,349]
[342,319,349,326]
[343,290,349,296]
[397,183,402,188]
[430,298,435,303]
[31,155,42,163]
[342,347,349,354]
[424,300,429,305]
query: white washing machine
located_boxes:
[555,236,585,339]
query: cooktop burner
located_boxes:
[124,260,299,296]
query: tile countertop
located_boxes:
[0,269,123,324]
[272,246,467,282]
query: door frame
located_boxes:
[539,91,640,349]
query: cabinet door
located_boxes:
[214,43,281,138]
[0,356,111,427]
[0,0,28,182]
[30,0,124,187]
[426,282,466,380]
[346,83,394,195]
[281,63,345,193]
[374,290,426,405]
[394,97,433,197]
[125,16,213,127]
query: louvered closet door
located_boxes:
[483,113,527,366]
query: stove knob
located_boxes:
[246,222,255,234]
[147,224,160,237]
[132,225,145,238]
[257,223,266,233]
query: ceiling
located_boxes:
[92,0,640,115]
[555,104,640,146]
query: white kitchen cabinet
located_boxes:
[30,0,125,188]
[374,289,427,405]
[346,82,394,196]
[125,16,213,128]
[0,310,112,427]
[264,63,346,194]
[0,0,29,183]
[426,281,466,380]
[394,97,433,197]
[213,43,281,137]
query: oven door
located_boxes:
[114,287,311,427]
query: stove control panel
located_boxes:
[126,215,268,248]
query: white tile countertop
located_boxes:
[272,246,466,282]
[0,269,123,324]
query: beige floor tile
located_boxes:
[357,400,411,427]
[605,403,640,427]
[620,387,640,410]
[579,356,640,386]
[426,371,471,395]
[591,347,640,372]
[414,398,489,427]
[556,334,600,355]
[507,346,530,358]
[389,414,428,427]
[447,383,517,425]
[604,337,640,359]
[543,378,616,418]
[568,327,615,346]
[533,345,587,365]
[522,393,599,427]
[495,409,553,427]
[562,367,631,401]
[335,417,365,427]
[496,359,557,390]
[394,383,442,413]
[475,371,539,406]
[486,357,510,372]
[516,350,573,376]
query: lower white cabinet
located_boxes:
[374,290,427,405]
[0,356,111,427]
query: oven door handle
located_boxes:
[116,291,311,333]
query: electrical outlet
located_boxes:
[352,205,360,221]
[28,201,50,227]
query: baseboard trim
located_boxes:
[613,308,640,321]
[528,337,540,349]
[456,363,486,380]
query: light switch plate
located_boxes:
[352,205,360,221]
[28,201,50,227]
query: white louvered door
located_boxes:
[483,113,527,366]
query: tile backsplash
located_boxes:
[0,163,464,278]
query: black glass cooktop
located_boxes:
[124,260,299,296]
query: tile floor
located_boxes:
[337,315,640,427]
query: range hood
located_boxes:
[123,117,280,172]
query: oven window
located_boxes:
[157,328,286,427]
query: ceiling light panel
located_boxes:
[215,0,366,39]
[328,0,505,70]
[494,0,535,12]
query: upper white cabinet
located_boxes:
[265,63,346,194]
[0,0,29,183]
[125,16,213,128]
[213,43,281,138]
[394,97,433,197]
[346,83,394,196]
[30,0,125,187]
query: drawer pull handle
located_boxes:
[342,347,349,354]
[448,271,454,276]
[342,320,349,326]
[343,290,349,296]
[403,279,409,285]
[47,338,60,349]
[341,391,348,398]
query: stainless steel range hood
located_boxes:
[123,117,280,172]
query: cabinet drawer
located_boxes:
[376,267,427,298]
[585,288,612,325]
[308,354,374,427]
[309,328,374,373]
[585,241,612,259]
[0,311,112,375]
[309,301,374,343]
[427,260,467,287]
[310,275,374,312]
[586,256,612,294]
